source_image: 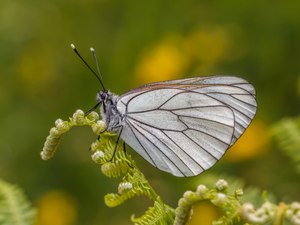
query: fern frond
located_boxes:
[41,109,300,225]
[41,110,105,160]
[131,199,175,225]
[98,147,133,178]
[101,161,130,178]
[42,110,175,223]
[175,179,300,225]
[271,117,300,174]
[0,179,36,225]
[104,192,135,208]
[103,170,156,207]
[174,179,242,225]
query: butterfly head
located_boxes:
[96,90,118,108]
[96,90,111,104]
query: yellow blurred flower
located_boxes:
[134,26,230,86]
[225,119,270,162]
[35,190,77,225]
[183,27,229,71]
[134,37,186,85]
[186,201,220,225]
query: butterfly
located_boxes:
[71,44,257,177]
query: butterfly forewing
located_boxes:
[114,76,257,177]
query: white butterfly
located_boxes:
[97,76,257,177]
[71,45,257,177]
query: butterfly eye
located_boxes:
[101,92,109,100]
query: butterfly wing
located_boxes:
[126,76,256,97]
[116,76,257,177]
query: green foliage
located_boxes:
[271,117,300,174]
[41,109,103,160]
[2,1,300,223]
[175,179,300,225]
[40,110,300,225]
[174,179,242,225]
[0,179,36,225]
[131,200,175,225]
[41,109,175,225]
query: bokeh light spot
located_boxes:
[35,190,77,225]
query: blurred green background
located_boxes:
[1,0,300,224]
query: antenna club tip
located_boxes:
[90,47,95,52]
[70,43,76,49]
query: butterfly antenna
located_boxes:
[90,47,104,85]
[70,43,106,91]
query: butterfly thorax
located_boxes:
[96,90,123,132]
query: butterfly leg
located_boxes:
[123,142,126,154]
[84,102,101,116]
[109,125,123,162]
[122,142,134,169]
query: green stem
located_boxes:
[273,203,286,225]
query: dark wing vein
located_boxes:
[125,121,158,168]
[173,112,233,128]
[127,111,233,158]
[128,119,187,176]
[182,131,219,161]
[126,115,188,132]
[161,131,205,171]
[195,89,257,107]
[126,104,225,115]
